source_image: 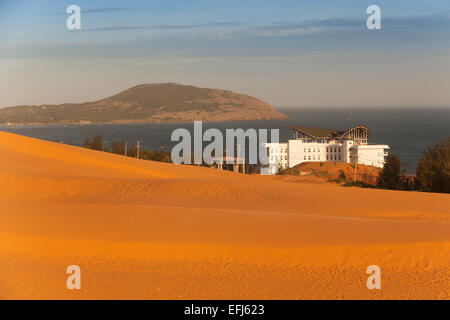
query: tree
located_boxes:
[111,140,127,155]
[377,154,401,189]
[141,148,171,162]
[126,144,138,158]
[415,137,450,194]
[83,135,91,149]
[91,134,104,151]
[83,134,103,151]
[399,161,414,191]
[338,169,346,181]
[141,149,156,161]
[153,148,171,162]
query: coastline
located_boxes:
[0,132,449,299]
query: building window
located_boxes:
[304,156,306,160]
[334,148,337,153]
[339,155,341,160]
[308,148,311,153]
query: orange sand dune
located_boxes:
[0,132,449,300]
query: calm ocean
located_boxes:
[2,107,449,172]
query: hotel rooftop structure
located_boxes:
[264,125,389,174]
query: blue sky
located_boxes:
[0,0,449,107]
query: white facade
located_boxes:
[264,125,389,174]
[263,142,288,174]
[349,144,389,168]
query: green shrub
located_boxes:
[415,137,449,193]
[377,154,401,189]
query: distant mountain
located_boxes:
[0,83,287,125]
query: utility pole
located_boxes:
[237,143,246,174]
[136,140,141,159]
[101,140,108,152]
[124,142,128,157]
[237,143,241,173]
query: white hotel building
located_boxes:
[264,125,389,174]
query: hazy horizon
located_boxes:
[1,0,450,108]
